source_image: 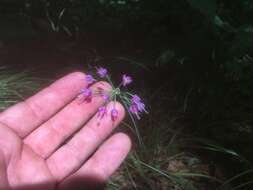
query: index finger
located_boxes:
[0,72,87,138]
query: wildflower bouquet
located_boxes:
[79,66,147,145]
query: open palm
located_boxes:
[0,72,131,190]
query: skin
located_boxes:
[0,72,131,190]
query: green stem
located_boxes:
[106,75,115,89]
[121,98,145,148]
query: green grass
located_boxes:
[106,97,222,190]
[0,67,49,110]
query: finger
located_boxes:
[24,81,112,158]
[46,102,125,181]
[59,133,131,190]
[0,72,87,138]
[0,150,10,190]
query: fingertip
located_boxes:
[69,71,86,79]
[112,132,132,153]
[49,71,87,90]
[93,81,112,91]
[106,101,126,120]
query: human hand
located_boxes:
[0,72,131,190]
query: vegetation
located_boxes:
[1,0,253,189]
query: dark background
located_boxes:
[1,0,253,189]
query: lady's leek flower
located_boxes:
[96,67,108,78]
[122,74,132,86]
[97,106,107,119]
[85,74,96,85]
[79,67,147,121]
[111,108,119,121]
[80,88,92,101]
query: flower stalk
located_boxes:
[78,66,147,146]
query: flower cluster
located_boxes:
[129,94,147,120]
[79,66,147,121]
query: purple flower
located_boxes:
[129,94,147,119]
[102,94,110,102]
[136,102,146,113]
[97,67,108,78]
[131,94,141,104]
[81,88,92,97]
[129,104,140,120]
[86,74,96,85]
[111,108,118,121]
[80,88,92,102]
[98,106,107,119]
[122,74,132,86]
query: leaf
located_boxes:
[219,169,253,189]
[214,15,224,27]
[186,0,217,18]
